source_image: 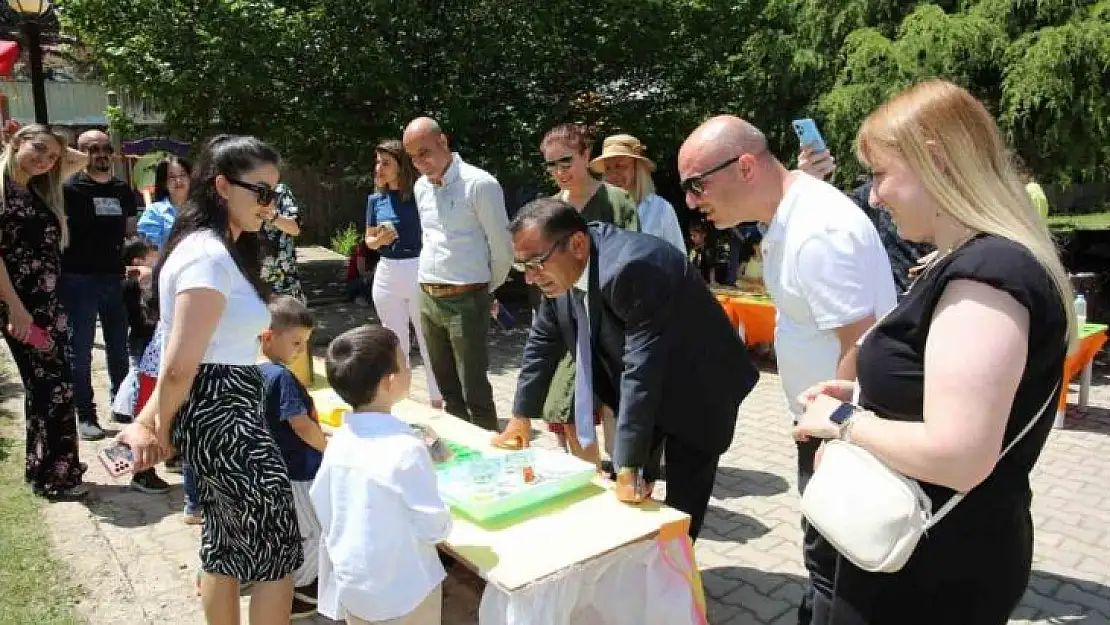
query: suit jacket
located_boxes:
[513,223,759,468]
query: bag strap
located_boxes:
[926,379,1060,528]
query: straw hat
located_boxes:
[589,134,656,173]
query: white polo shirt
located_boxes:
[762,173,897,419]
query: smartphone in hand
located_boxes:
[25,324,53,351]
[792,118,828,153]
[98,442,135,478]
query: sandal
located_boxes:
[490,418,531,450]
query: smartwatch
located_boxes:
[829,402,861,440]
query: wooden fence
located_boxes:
[281,168,373,247]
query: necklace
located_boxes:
[907,230,980,292]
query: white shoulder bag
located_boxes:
[800,381,1059,573]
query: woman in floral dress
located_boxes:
[0,125,91,499]
[260,183,305,301]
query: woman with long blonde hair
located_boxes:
[793,79,1074,623]
[592,133,686,253]
[0,124,89,499]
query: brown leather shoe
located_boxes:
[491,416,531,450]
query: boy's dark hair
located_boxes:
[122,236,154,265]
[268,295,315,332]
[326,325,400,408]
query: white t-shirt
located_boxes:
[762,173,897,419]
[158,229,270,365]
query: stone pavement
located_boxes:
[4,257,1110,623]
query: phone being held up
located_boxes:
[792,118,828,153]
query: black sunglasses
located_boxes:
[680,156,741,196]
[543,155,575,172]
[227,178,280,205]
[84,144,114,156]
[512,232,574,273]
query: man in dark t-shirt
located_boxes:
[61,130,138,442]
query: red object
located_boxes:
[0,42,18,78]
[547,412,603,435]
[136,373,158,414]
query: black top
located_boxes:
[857,235,1066,542]
[122,276,155,355]
[62,173,138,274]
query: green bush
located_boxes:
[329,223,360,258]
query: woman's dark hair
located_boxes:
[150,135,279,316]
[374,139,419,202]
[152,155,194,203]
[540,123,593,155]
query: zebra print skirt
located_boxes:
[171,363,303,582]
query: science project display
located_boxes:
[413,424,597,522]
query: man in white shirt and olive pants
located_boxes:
[680,116,897,625]
[403,118,513,431]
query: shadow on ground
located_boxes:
[1060,404,1110,436]
[713,466,790,500]
[82,483,178,527]
[701,566,1110,624]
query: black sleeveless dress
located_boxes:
[820,234,1067,624]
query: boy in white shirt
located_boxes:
[311,325,452,625]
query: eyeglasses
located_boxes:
[680,156,741,196]
[543,155,575,173]
[512,232,573,273]
[227,178,280,205]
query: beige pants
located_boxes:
[345,585,442,625]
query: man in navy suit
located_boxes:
[494,198,758,538]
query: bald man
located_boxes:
[680,116,897,624]
[402,117,513,430]
[61,130,142,444]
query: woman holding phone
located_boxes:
[138,135,302,623]
[0,125,89,500]
[365,139,442,408]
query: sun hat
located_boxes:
[589,134,656,173]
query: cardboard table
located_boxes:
[311,390,709,625]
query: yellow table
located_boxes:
[311,389,710,625]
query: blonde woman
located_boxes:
[593,133,686,253]
[0,125,88,499]
[794,80,1074,623]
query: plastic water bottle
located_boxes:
[1074,293,1087,328]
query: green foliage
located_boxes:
[329,222,360,258]
[56,0,1109,191]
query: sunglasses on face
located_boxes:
[680,155,741,196]
[227,178,280,205]
[512,232,573,273]
[83,145,114,156]
[543,155,575,173]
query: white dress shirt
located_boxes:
[637,193,686,253]
[310,411,452,622]
[414,153,514,291]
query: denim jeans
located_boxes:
[182,463,199,514]
[60,273,131,423]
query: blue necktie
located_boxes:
[572,289,595,449]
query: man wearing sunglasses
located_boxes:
[501,198,758,540]
[680,116,896,624]
[59,131,146,443]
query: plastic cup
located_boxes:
[469,458,499,501]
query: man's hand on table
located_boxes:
[490,415,531,450]
[614,467,653,504]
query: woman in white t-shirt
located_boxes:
[139,135,302,623]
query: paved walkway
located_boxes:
[4,257,1109,623]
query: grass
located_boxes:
[0,392,81,625]
[1047,211,1110,232]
